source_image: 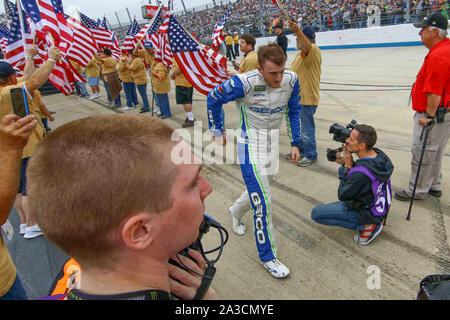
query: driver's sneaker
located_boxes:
[229,208,246,235]
[354,224,383,245]
[262,259,290,278]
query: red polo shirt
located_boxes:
[411,38,450,112]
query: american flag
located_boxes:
[168,16,228,96]
[0,24,9,57]
[134,6,164,47]
[154,11,173,67]
[146,6,163,49]
[211,8,232,51]
[122,19,140,51]
[80,13,115,50]
[21,0,73,54]
[65,14,99,68]
[4,0,35,70]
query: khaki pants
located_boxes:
[406,112,450,197]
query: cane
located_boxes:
[406,120,433,221]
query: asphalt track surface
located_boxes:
[3,45,450,300]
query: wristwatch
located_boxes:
[424,112,435,119]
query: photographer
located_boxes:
[27,114,218,300]
[311,125,394,245]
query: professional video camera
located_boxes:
[169,214,229,300]
[326,120,357,162]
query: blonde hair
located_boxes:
[27,114,179,269]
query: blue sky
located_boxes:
[1,0,211,24]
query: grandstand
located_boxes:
[107,0,449,45]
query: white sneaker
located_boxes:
[19,223,27,235]
[262,259,290,278]
[229,208,246,236]
[88,95,96,100]
[24,224,43,239]
[94,93,101,98]
[122,106,134,111]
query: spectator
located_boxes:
[85,58,101,100]
[0,114,38,300]
[171,61,195,128]
[237,34,258,74]
[33,89,55,132]
[150,57,171,118]
[27,114,218,300]
[0,46,61,239]
[95,49,122,109]
[289,24,322,167]
[70,61,89,98]
[274,23,288,56]
[394,12,450,201]
[129,51,151,114]
[233,32,240,57]
[118,52,139,111]
[224,33,236,61]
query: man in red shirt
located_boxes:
[395,12,450,201]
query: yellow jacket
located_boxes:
[151,61,170,94]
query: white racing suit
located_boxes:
[207,69,301,262]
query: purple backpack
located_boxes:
[348,166,392,218]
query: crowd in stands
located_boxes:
[171,0,449,39]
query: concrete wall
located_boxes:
[255,23,434,50]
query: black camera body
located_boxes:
[327,120,357,162]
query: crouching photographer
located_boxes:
[311,124,394,245]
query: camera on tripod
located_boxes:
[326,120,357,162]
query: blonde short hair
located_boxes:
[27,114,178,269]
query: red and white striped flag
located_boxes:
[168,15,228,96]
[65,14,99,68]
[154,11,173,67]
[4,1,39,70]
[21,0,73,54]
[122,18,140,51]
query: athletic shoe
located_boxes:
[24,224,43,239]
[229,208,246,236]
[95,93,101,98]
[182,118,195,128]
[297,157,316,167]
[88,95,96,100]
[262,259,290,278]
[429,189,442,198]
[140,109,150,114]
[19,223,27,235]
[122,106,134,111]
[354,224,383,245]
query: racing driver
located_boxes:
[207,43,301,278]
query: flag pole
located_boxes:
[16,0,28,50]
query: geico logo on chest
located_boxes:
[248,105,286,114]
[251,192,266,244]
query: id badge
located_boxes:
[1,219,14,242]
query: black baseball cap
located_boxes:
[302,27,315,41]
[414,12,448,30]
[0,61,16,78]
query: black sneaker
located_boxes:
[429,189,442,198]
[354,224,383,245]
[182,118,195,128]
